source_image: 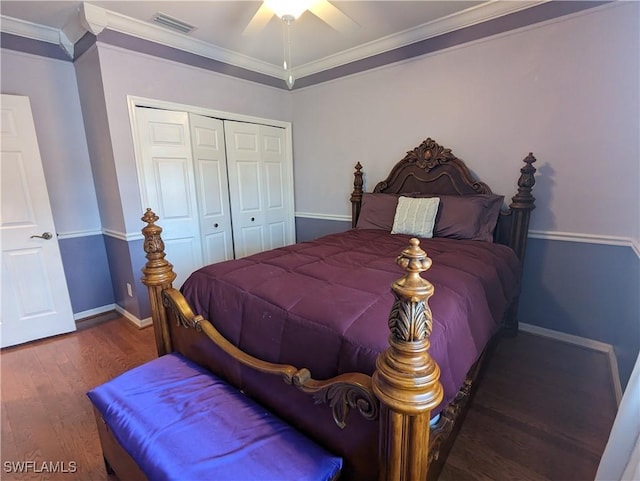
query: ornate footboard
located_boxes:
[142,210,444,481]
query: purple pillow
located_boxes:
[356,192,504,242]
[432,194,504,242]
[355,193,398,230]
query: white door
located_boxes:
[134,107,203,288]
[0,94,76,348]
[224,121,294,257]
[188,113,234,264]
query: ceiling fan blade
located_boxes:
[308,0,359,33]
[243,3,274,36]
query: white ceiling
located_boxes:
[0,1,545,81]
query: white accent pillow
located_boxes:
[391,196,440,238]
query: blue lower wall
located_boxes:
[519,237,639,388]
[295,217,350,242]
[295,216,640,388]
[59,234,149,322]
[59,234,114,314]
[103,236,150,321]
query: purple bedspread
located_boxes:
[181,229,521,413]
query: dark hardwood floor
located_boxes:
[440,332,618,481]
[1,314,156,481]
[1,315,617,480]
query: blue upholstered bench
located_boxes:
[88,353,342,481]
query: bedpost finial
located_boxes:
[352,162,364,193]
[141,209,176,287]
[142,208,159,226]
[393,238,434,304]
[387,238,435,344]
[511,153,537,210]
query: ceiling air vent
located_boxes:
[151,12,196,34]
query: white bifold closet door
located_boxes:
[224,121,292,258]
[135,107,294,287]
[189,113,234,264]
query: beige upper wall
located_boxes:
[95,43,294,235]
[0,49,100,235]
[290,2,639,244]
[2,2,637,244]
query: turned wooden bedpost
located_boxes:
[350,162,363,228]
[141,208,177,356]
[372,238,444,481]
[500,153,536,336]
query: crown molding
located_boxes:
[1,14,59,43]
[1,14,75,58]
[80,3,286,80]
[2,1,552,82]
[80,2,108,35]
[293,0,547,78]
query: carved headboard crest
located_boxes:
[373,138,492,196]
[403,137,456,170]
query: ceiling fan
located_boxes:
[243,0,359,36]
[243,1,358,88]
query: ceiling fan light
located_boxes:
[264,0,317,20]
[286,73,295,89]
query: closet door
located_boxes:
[135,107,202,288]
[188,114,234,264]
[224,121,294,258]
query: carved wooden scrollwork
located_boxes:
[388,297,431,342]
[404,138,457,170]
[162,290,202,332]
[293,368,379,428]
[428,378,473,463]
[373,138,492,195]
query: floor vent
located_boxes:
[151,12,196,34]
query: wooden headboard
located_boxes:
[350,137,537,263]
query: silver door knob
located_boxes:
[31,232,53,240]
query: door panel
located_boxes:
[135,107,202,288]
[189,113,234,264]
[1,94,76,347]
[224,121,294,258]
[236,161,262,212]
[268,222,286,249]
[260,125,295,250]
[265,162,284,209]
[225,122,265,258]
[154,157,193,218]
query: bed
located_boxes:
[137,137,537,481]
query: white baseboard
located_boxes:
[519,323,623,405]
[113,305,153,329]
[74,304,117,321]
